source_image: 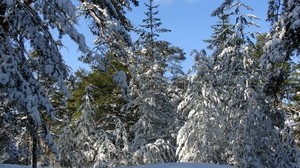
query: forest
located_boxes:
[0,0,300,168]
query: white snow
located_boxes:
[0,164,47,168]
[113,70,129,98]
[0,163,232,168]
[122,163,232,168]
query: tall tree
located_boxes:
[177,0,299,167]
[0,1,85,166]
[0,0,138,166]
[73,84,100,167]
[261,0,300,106]
[203,12,234,63]
[261,0,300,148]
[126,0,185,164]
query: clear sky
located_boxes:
[61,0,270,73]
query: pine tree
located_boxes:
[57,115,78,167]
[203,12,234,63]
[0,1,85,166]
[0,0,138,166]
[78,0,139,68]
[0,2,81,161]
[261,0,300,149]
[125,0,185,164]
[73,84,98,167]
[68,55,130,122]
[177,0,299,167]
[261,0,300,102]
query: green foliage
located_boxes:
[204,13,234,59]
[251,34,266,59]
[68,60,129,123]
[134,0,185,79]
[284,59,300,147]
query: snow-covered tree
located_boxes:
[57,115,78,168]
[0,1,82,160]
[78,0,139,69]
[93,115,131,167]
[72,84,98,167]
[0,111,32,165]
[261,0,300,152]
[261,0,300,107]
[263,0,300,60]
[177,0,299,167]
[0,0,138,166]
[203,12,234,63]
[124,0,185,164]
[67,84,131,168]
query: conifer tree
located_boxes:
[68,56,129,122]
[261,0,300,149]
[57,115,78,168]
[73,84,98,167]
[177,0,299,167]
[0,0,138,166]
[59,83,130,167]
[261,0,300,105]
[78,0,139,68]
[126,0,185,164]
[203,12,234,63]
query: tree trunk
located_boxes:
[32,132,38,168]
[30,118,38,168]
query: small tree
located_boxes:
[73,84,98,167]
[57,115,78,167]
[65,84,131,167]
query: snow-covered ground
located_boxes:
[0,164,30,168]
[0,163,232,168]
[123,163,232,168]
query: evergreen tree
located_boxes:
[0,0,138,166]
[261,0,300,148]
[285,61,300,147]
[177,0,299,167]
[203,12,234,63]
[68,55,130,122]
[78,0,139,68]
[57,115,78,167]
[0,2,79,163]
[261,0,300,103]
[125,0,185,164]
[73,84,98,167]
[59,84,131,167]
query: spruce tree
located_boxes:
[126,0,185,164]
[177,0,299,167]
[57,115,78,168]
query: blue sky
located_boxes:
[62,0,270,73]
